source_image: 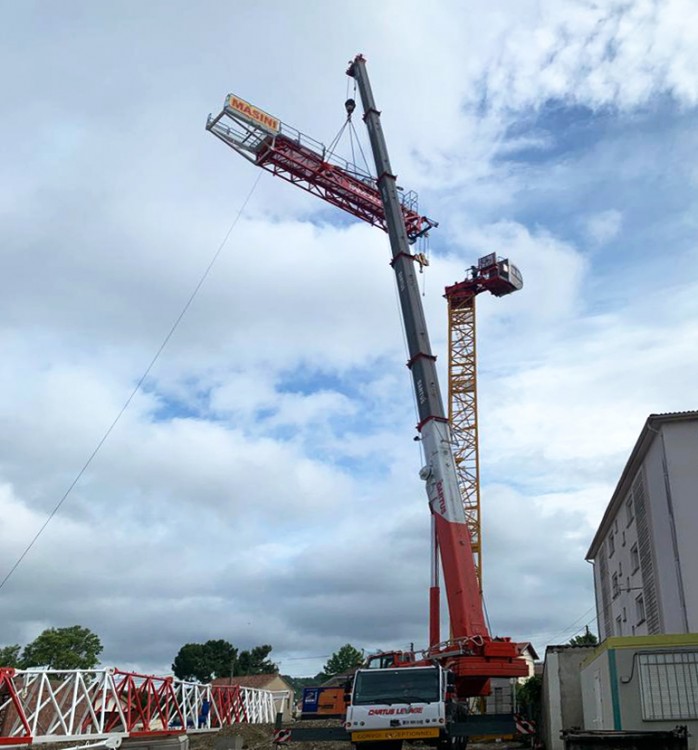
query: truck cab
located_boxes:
[345,665,455,748]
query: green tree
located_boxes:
[204,639,239,679]
[172,640,238,683]
[0,644,22,667]
[323,644,364,677]
[20,626,102,669]
[173,643,212,682]
[236,644,276,675]
[516,674,542,724]
[569,627,598,646]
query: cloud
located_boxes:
[1,0,697,680]
[479,0,698,113]
[583,209,623,246]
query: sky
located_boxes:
[1,0,697,678]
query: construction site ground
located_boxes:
[188,723,529,750]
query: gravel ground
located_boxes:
[187,724,530,750]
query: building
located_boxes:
[586,411,698,640]
[541,644,597,750]
[580,634,698,741]
[212,673,294,720]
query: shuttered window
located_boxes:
[638,651,698,720]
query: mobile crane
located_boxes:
[207,54,526,747]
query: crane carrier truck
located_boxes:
[207,54,526,749]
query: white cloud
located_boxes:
[480,0,698,112]
[1,0,697,680]
[584,209,623,246]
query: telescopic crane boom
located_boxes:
[346,55,487,641]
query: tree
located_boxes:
[172,640,238,683]
[20,626,102,669]
[204,639,239,679]
[173,643,212,682]
[0,644,21,667]
[323,644,364,677]
[236,645,276,675]
[569,627,598,647]
[516,674,542,723]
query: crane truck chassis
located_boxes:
[275,664,519,748]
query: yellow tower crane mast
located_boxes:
[445,253,523,592]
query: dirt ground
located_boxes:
[187,724,530,750]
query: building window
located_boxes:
[636,594,646,624]
[626,495,634,525]
[623,607,627,622]
[638,652,698,720]
[612,573,620,598]
[631,543,640,573]
[608,532,615,557]
[616,616,622,635]
[619,560,623,577]
[622,530,626,547]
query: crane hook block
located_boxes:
[345,98,356,116]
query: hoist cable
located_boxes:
[0,171,264,593]
[349,120,373,177]
[348,121,357,171]
[326,119,350,160]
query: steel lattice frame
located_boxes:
[0,668,277,747]
[205,106,434,241]
[447,293,482,592]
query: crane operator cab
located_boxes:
[365,651,417,669]
[475,252,523,297]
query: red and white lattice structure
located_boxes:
[205,94,437,243]
[0,667,277,747]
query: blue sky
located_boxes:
[1,0,697,677]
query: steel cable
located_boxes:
[0,171,264,593]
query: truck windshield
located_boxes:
[353,668,439,705]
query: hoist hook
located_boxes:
[345,98,356,119]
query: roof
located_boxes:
[581,633,698,669]
[211,673,288,690]
[516,642,540,661]
[544,643,597,655]
[585,411,698,560]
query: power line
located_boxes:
[0,172,264,593]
